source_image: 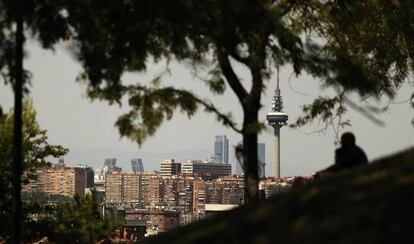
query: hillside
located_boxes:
[144,148,414,244]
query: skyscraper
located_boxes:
[258,143,265,165]
[104,158,117,167]
[214,135,229,164]
[131,158,144,173]
[258,143,266,177]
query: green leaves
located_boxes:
[47,191,117,244]
[290,94,350,142]
[114,84,239,145]
[206,68,226,95]
[0,100,68,240]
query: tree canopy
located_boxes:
[288,0,414,131]
[47,191,117,244]
[0,100,68,241]
[2,0,413,204]
[60,0,414,201]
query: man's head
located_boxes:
[341,132,355,148]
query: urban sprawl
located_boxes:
[22,136,309,241]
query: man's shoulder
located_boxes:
[353,145,366,154]
[351,145,368,163]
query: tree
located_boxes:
[65,0,412,202]
[62,0,329,204]
[287,0,414,135]
[3,0,414,207]
[0,1,69,241]
[47,191,118,244]
[0,100,68,241]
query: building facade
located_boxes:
[104,158,117,167]
[23,164,87,197]
[214,135,229,164]
[105,172,158,206]
[75,164,95,188]
[131,158,144,173]
[160,159,181,177]
[181,159,232,179]
[125,209,180,233]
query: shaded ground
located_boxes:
[144,148,414,244]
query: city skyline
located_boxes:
[1,41,413,177]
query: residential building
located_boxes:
[125,208,180,233]
[105,172,123,204]
[105,172,158,205]
[23,164,87,197]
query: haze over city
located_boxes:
[1,40,413,176]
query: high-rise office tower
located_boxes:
[258,143,265,165]
[214,135,229,164]
[131,158,144,173]
[104,158,117,167]
[266,67,288,178]
[258,143,266,177]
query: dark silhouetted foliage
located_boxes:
[0,101,68,241]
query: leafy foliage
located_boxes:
[61,0,335,202]
[21,191,73,205]
[288,0,414,130]
[47,191,117,244]
[2,0,414,204]
[57,0,414,202]
[290,93,350,143]
[0,100,68,241]
[0,0,69,88]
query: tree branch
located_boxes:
[217,49,249,106]
[127,85,242,134]
[343,96,385,126]
[190,93,242,134]
[229,49,249,66]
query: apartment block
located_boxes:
[105,172,158,206]
[23,165,87,197]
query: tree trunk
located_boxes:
[216,50,262,204]
[242,105,259,204]
[12,1,23,243]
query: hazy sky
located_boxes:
[1,40,413,176]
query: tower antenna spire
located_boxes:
[277,65,280,90]
[266,65,288,178]
[275,65,280,97]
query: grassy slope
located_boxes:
[144,148,414,244]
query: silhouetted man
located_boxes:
[316,132,368,176]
